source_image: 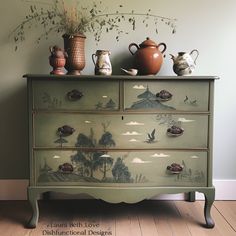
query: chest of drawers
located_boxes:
[24,74,217,228]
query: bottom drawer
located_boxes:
[34,150,207,187]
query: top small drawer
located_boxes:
[124,81,209,112]
[32,80,120,111]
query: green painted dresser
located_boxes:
[24,74,217,228]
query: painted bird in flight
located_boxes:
[184,96,188,103]
[147,129,156,143]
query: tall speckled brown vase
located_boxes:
[63,34,86,75]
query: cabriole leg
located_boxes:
[27,188,39,228]
[204,188,215,228]
[187,191,195,202]
[43,191,51,200]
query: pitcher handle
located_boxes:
[128,43,139,55]
[190,49,199,64]
[92,53,96,66]
[157,43,167,54]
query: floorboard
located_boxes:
[0,200,235,236]
[214,201,236,231]
[175,201,234,236]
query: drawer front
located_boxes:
[34,113,208,149]
[35,150,207,187]
[32,80,120,110]
[124,81,209,111]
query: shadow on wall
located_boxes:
[111,51,134,75]
[0,83,29,179]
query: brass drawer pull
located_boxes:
[58,163,74,173]
[167,163,183,174]
[156,89,172,101]
[67,89,83,101]
[57,125,75,136]
[167,125,184,137]
[55,125,75,147]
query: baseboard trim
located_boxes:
[0,179,29,200]
[0,179,235,200]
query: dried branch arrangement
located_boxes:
[10,0,177,50]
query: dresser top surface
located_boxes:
[23,74,219,81]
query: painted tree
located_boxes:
[99,121,116,147]
[71,150,103,178]
[112,157,131,182]
[73,122,116,180]
[99,132,115,147]
[76,133,95,147]
[98,121,115,180]
[99,154,114,180]
[73,129,102,178]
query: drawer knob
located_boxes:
[156,89,172,101]
[167,125,184,137]
[58,163,74,173]
[55,125,75,147]
[67,89,83,101]
[167,163,183,174]
[57,125,75,136]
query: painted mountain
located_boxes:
[129,86,175,110]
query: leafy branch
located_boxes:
[9,0,177,50]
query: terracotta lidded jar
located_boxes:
[129,37,167,75]
[49,45,68,75]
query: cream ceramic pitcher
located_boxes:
[92,50,112,75]
[170,49,199,76]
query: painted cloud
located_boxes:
[132,158,151,164]
[191,155,199,159]
[150,153,170,158]
[122,131,142,136]
[125,121,144,126]
[178,117,195,123]
[133,85,146,89]
[53,155,61,159]
[100,154,111,158]
[129,139,140,142]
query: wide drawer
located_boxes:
[33,113,208,149]
[35,150,207,187]
[124,81,209,111]
[32,80,120,110]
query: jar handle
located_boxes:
[128,43,139,55]
[157,43,167,54]
[49,46,53,54]
[92,53,97,66]
[190,49,199,64]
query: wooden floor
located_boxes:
[0,200,235,236]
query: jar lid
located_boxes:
[139,37,157,47]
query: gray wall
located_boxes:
[0,0,235,179]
